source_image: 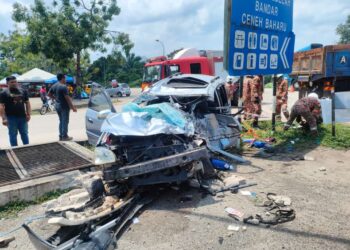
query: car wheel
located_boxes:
[117,92,122,97]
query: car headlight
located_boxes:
[94,147,116,165]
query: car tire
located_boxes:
[117,92,122,97]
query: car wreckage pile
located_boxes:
[17,75,292,249]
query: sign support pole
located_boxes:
[238,76,244,123]
[272,74,277,131]
[332,76,337,137]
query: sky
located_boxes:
[0,0,349,59]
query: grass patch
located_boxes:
[242,121,350,150]
[0,189,70,219]
[78,140,95,152]
[265,82,273,88]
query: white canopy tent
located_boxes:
[16,68,55,83]
[0,73,21,84]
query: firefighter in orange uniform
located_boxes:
[276,74,290,121]
[250,75,263,128]
[243,76,254,120]
[225,76,239,103]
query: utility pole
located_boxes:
[155,39,166,56]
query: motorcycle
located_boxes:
[40,98,56,115]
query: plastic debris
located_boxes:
[304,156,315,161]
[240,190,252,196]
[319,167,327,172]
[252,141,267,148]
[243,139,255,144]
[244,138,276,148]
[211,159,235,171]
[227,225,240,231]
[268,195,292,206]
[132,217,140,224]
[225,207,244,219]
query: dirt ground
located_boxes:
[1,147,350,250]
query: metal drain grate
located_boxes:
[13,143,92,177]
[0,151,20,185]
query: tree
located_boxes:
[88,33,144,86]
[12,0,120,84]
[337,15,350,44]
[0,30,60,79]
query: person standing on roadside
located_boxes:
[48,73,77,141]
[225,76,239,104]
[276,74,290,121]
[250,75,263,128]
[243,76,254,120]
[0,76,31,147]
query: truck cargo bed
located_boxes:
[291,44,350,78]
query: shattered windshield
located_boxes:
[133,92,159,105]
[143,65,161,83]
[166,77,209,88]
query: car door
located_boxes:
[86,85,116,145]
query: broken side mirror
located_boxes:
[97,109,112,120]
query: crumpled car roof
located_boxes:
[147,74,224,101]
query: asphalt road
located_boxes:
[1,148,349,250]
[0,88,298,149]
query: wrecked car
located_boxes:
[21,74,245,249]
[86,74,243,193]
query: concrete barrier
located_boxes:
[0,171,82,206]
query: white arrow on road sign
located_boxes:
[280,37,290,69]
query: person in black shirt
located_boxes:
[48,73,77,141]
[0,76,31,147]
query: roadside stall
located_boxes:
[16,68,55,97]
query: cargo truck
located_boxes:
[290,44,350,98]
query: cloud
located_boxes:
[0,0,348,58]
[0,0,13,15]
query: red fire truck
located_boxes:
[141,48,227,91]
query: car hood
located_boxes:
[101,102,195,137]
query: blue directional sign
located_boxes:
[224,0,295,76]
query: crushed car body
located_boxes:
[93,74,244,188]
[21,74,246,249]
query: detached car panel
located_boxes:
[86,86,116,145]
